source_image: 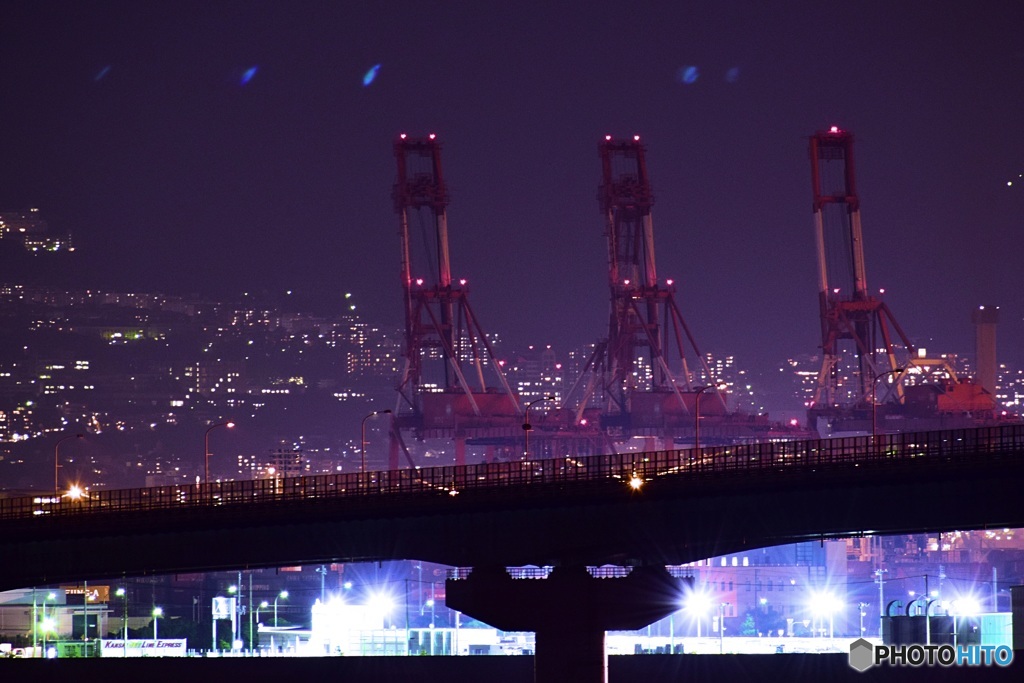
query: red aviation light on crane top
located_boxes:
[829,126,840,134]
[428,133,437,140]
[633,134,640,141]
[605,134,612,141]
[399,133,407,140]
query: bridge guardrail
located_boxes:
[1,424,1021,522]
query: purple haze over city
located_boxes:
[1,1,1022,372]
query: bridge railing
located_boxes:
[1,424,1021,522]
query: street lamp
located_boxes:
[871,368,904,437]
[228,584,240,647]
[204,421,235,484]
[523,396,556,458]
[694,385,725,451]
[810,592,841,644]
[54,433,84,498]
[686,590,711,638]
[255,601,269,627]
[274,590,289,627]
[719,602,729,654]
[42,592,57,656]
[41,617,56,657]
[949,596,980,648]
[152,606,163,645]
[361,410,392,473]
[116,588,128,656]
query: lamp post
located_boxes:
[949,597,979,649]
[274,590,289,627]
[254,601,268,635]
[694,385,724,451]
[871,368,904,437]
[54,433,84,498]
[361,410,392,473]
[719,602,728,654]
[204,421,235,484]
[152,606,162,647]
[875,568,887,638]
[811,592,840,646]
[31,590,37,656]
[41,616,55,657]
[316,566,327,603]
[42,592,56,656]
[228,583,239,648]
[116,587,128,657]
[686,591,710,638]
[523,396,556,458]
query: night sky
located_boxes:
[2,1,1022,373]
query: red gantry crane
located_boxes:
[390,134,521,466]
[566,135,725,445]
[806,127,996,432]
[807,126,914,419]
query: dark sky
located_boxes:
[2,1,1022,371]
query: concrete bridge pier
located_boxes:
[446,565,689,683]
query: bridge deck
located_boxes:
[2,424,1021,523]
[1,424,1022,590]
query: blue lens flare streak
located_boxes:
[363,63,381,86]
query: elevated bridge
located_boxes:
[1,424,1021,591]
[5,424,1021,681]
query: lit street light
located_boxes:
[204,421,235,484]
[949,596,980,648]
[686,590,711,638]
[361,410,392,473]
[871,368,904,437]
[41,616,56,656]
[719,602,729,654]
[523,396,556,458]
[42,592,57,655]
[116,587,128,657]
[255,600,269,627]
[274,590,289,627]
[228,584,240,647]
[54,433,84,498]
[810,592,841,644]
[694,385,725,451]
[152,606,163,646]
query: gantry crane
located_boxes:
[807,127,916,420]
[390,134,521,466]
[804,127,996,431]
[566,135,723,441]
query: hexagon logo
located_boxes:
[849,638,875,672]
